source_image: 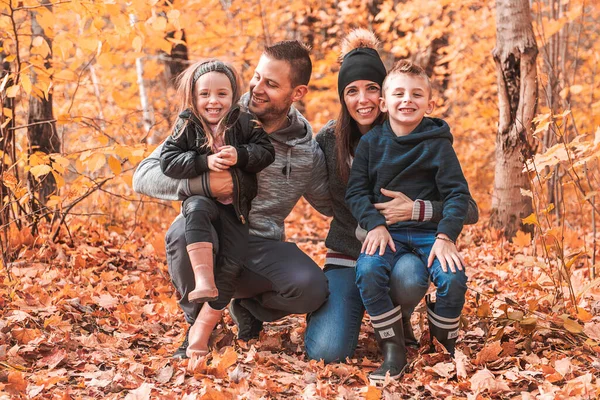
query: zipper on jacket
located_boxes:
[226,126,245,224]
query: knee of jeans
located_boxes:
[182,195,218,217]
[437,270,468,300]
[305,333,354,364]
[356,254,386,279]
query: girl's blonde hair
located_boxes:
[173,59,243,150]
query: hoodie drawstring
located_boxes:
[286,147,292,181]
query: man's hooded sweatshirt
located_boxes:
[132,94,331,241]
[345,117,471,242]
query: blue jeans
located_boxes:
[356,228,467,319]
[304,253,429,364]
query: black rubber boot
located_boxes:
[426,294,460,356]
[369,306,407,382]
[403,316,419,349]
[229,299,263,341]
[172,325,190,359]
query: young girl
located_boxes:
[160,59,275,357]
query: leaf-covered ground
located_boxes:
[2,200,600,399]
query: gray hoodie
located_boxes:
[132,95,332,240]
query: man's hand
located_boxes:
[427,234,466,273]
[208,170,233,197]
[362,225,396,256]
[374,188,414,225]
[217,145,238,166]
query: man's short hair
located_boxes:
[264,40,312,87]
[383,60,432,98]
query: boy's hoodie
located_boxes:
[133,93,331,241]
[345,117,471,242]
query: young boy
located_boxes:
[345,60,471,381]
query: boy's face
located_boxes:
[380,73,435,135]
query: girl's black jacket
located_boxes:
[160,106,275,223]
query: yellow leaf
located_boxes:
[513,230,531,248]
[132,36,143,53]
[562,316,583,334]
[84,153,106,173]
[29,164,53,178]
[20,73,32,95]
[521,213,538,226]
[569,85,583,95]
[6,84,20,97]
[53,69,78,81]
[32,36,44,47]
[577,308,593,323]
[108,156,122,175]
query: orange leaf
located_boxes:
[512,230,531,248]
[7,372,27,393]
[211,346,238,378]
[474,341,502,365]
[365,385,382,400]
[12,328,42,344]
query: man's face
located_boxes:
[248,55,295,123]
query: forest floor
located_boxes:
[2,199,600,399]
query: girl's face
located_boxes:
[194,71,233,130]
[343,80,382,134]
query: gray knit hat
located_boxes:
[192,60,237,95]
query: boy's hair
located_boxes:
[383,60,432,98]
[173,59,243,149]
[263,40,312,87]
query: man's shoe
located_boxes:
[229,299,263,341]
[172,326,190,359]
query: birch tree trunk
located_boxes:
[27,0,59,206]
[490,0,538,238]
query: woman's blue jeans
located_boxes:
[304,252,429,364]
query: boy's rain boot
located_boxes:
[187,242,218,303]
[369,306,408,382]
[426,294,460,356]
[403,317,419,349]
[186,303,222,358]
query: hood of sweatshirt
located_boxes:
[381,117,454,145]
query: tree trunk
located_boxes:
[0,40,15,227]
[27,0,59,206]
[490,0,538,238]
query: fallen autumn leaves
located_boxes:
[2,200,600,399]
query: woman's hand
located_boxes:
[207,152,231,171]
[362,225,396,256]
[374,188,414,224]
[427,234,466,273]
[217,145,238,166]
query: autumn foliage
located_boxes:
[2,0,600,398]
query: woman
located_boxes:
[304,29,478,363]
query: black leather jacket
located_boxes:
[160,106,275,223]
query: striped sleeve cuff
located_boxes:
[412,199,434,222]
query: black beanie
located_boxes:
[337,47,387,100]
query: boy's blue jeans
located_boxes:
[355,228,468,319]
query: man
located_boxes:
[133,40,331,358]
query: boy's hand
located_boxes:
[427,234,466,273]
[217,145,238,166]
[362,225,396,256]
[207,153,230,171]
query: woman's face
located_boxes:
[343,80,382,134]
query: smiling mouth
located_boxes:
[206,108,222,115]
[398,108,416,113]
[252,95,268,104]
[357,107,374,116]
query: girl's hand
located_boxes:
[207,153,230,171]
[217,145,238,166]
[373,188,414,224]
[361,225,396,256]
[427,234,466,273]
